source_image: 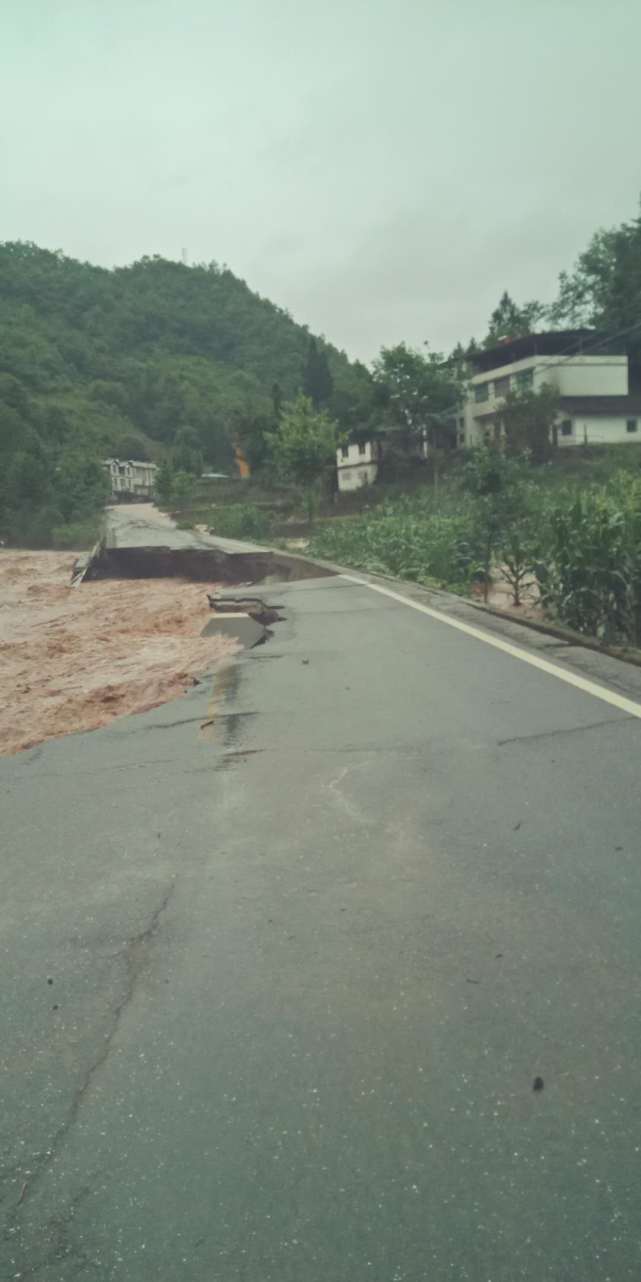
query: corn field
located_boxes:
[311,455,641,646]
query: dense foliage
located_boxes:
[0,241,374,544]
[208,503,272,542]
[267,394,338,523]
[311,449,641,645]
[483,202,641,364]
[372,343,465,450]
[484,291,547,346]
[550,209,641,362]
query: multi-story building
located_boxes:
[103,458,158,499]
[463,330,641,448]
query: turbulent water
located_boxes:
[0,551,236,756]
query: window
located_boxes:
[493,376,510,398]
[474,382,489,402]
[560,420,573,437]
[340,445,349,459]
[358,441,367,455]
[515,368,534,389]
[627,419,638,433]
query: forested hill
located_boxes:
[0,241,374,472]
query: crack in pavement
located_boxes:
[323,761,372,824]
[497,714,635,747]
[15,1184,99,1282]
[4,881,176,1221]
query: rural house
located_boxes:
[103,458,158,499]
[463,330,641,448]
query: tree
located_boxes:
[0,403,25,455]
[484,291,547,347]
[549,205,641,371]
[268,394,337,524]
[0,373,30,415]
[303,338,333,408]
[172,425,203,475]
[172,471,195,505]
[53,448,110,523]
[462,446,529,601]
[154,460,174,505]
[271,381,283,420]
[112,433,151,460]
[6,445,49,506]
[499,518,538,608]
[372,343,464,450]
[497,384,560,464]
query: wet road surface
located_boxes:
[2,571,641,1280]
[104,502,266,553]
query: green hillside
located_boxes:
[0,241,375,544]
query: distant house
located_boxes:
[336,440,381,492]
[103,458,158,499]
[463,330,641,448]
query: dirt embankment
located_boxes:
[0,552,236,757]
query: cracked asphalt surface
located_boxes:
[2,572,641,1280]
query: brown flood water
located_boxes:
[0,551,237,757]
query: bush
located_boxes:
[209,504,271,542]
[51,517,104,549]
[172,471,195,504]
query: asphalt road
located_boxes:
[103,503,266,554]
[2,568,641,1280]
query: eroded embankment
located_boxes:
[85,543,334,583]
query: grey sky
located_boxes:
[3,0,640,362]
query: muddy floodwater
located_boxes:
[0,551,236,756]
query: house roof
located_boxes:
[103,458,158,468]
[560,396,641,418]
[471,330,626,373]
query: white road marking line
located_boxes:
[339,574,641,722]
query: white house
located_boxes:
[336,440,380,492]
[103,458,158,499]
[463,330,641,448]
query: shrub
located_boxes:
[209,504,271,542]
[51,517,104,549]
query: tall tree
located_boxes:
[268,394,337,522]
[303,338,333,408]
[172,425,203,475]
[549,206,641,364]
[484,291,547,347]
[154,460,174,505]
[372,343,464,448]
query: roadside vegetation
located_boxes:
[310,448,641,647]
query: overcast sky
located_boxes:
[3,0,640,362]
